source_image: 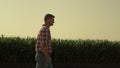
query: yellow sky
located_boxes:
[0,0,120,41]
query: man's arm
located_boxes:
[40,28,50,59]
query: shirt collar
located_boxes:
[42,24,50,28]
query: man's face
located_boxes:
[47,17,54,26]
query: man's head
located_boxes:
[44,14,55,26]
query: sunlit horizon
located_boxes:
[0,0,120,41]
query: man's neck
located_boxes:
[43,24,50,28]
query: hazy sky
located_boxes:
[0,0,120,41]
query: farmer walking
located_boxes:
[35,14,55,68]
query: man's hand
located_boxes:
[41,45,49,60]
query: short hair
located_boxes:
[44,14,55,21]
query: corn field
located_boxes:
[0,36,120,64]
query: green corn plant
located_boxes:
[0,36,120,64]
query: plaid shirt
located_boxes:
[35,25,52,54]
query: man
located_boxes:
[35,14,55,68]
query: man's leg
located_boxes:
[35,53,47,68]
[47,57,53,68]
[35,62,47,68]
